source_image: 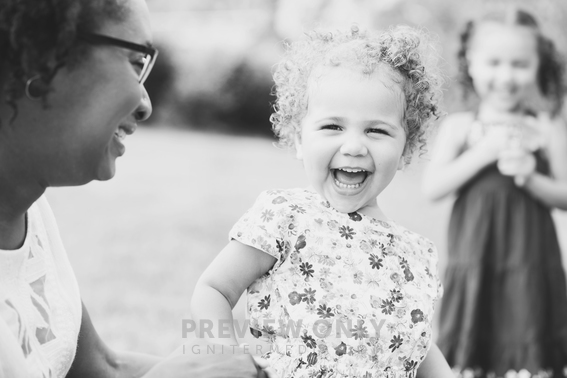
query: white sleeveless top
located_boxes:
[0,196,82,378]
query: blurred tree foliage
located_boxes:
[215,59,274,136]
[174,55,275,138]
[147,0,567,134]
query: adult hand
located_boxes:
[148,340,270,378]
[142,350,261,378]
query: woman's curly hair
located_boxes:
[457,8,565,115]
[0,0,127,118]
[270,25,444,163]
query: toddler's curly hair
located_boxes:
[270,25,444,162]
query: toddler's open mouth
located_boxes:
[332,168,369,189]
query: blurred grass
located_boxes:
[45,127,566,356]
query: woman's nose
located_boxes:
[340,135,368,157]
[134,85,153,122]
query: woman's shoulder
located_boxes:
[35,195,56,223]
[31,196,82,315]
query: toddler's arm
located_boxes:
[422,113,509,201]
[190,240,277,346]
[518,115,567,209]
[416,343,453,378]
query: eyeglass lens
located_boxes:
[77,32,158,84]
[140,51,158,84]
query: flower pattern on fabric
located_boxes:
[230,188,443,378]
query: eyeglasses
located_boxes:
[78,32,159,84]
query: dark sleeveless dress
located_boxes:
[437,150,567,377]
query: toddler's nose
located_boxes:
[340,135,368,157]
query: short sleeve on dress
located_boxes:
[229,190,293,266]
[426,240,444,301]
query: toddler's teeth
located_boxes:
[334,179,362,189]
[340,168,364,173]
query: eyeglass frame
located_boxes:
[77,31,159,84]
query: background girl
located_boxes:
[422,8,567,378]
[191,26,452,378]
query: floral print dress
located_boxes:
[230,188,442,378]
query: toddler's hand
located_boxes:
[497,148,536,186]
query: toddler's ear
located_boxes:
[397,155,406,170]
[294,134,303,160]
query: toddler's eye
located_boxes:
[368,128,389,136]
[321,124,342,131]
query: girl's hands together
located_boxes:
[474,123,538,186]
[497,148,536,186]
[473,126,511,164]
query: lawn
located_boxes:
[45,127,566,357]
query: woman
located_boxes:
[0,0,263,377]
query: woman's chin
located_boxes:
[95,163,117,182]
